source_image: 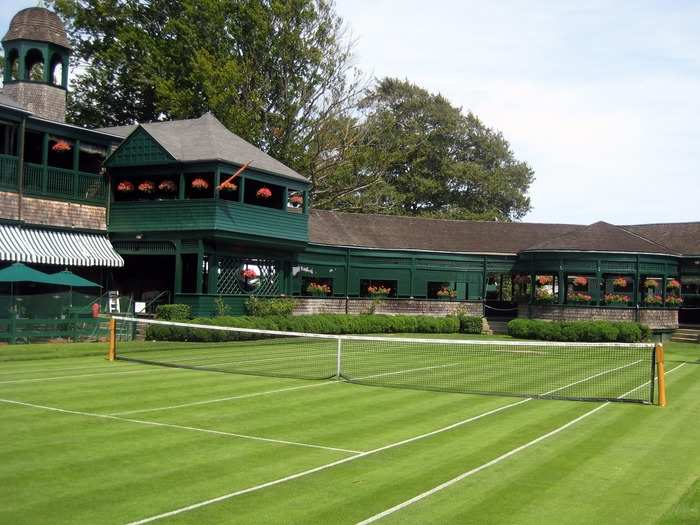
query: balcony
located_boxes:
[0,154,106,205]
[109,199,309,244]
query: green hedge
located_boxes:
[244,297,296,316]
[145,314,462,342]
[154,304,192,321]
[458,315,483,334]
[507,319,651,343]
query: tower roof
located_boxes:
[2,7,71,49]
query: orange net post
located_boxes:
[107,318,117,362]
[655,343,666,407]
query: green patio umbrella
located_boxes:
[0,262,60,284]
[49,270,101,288]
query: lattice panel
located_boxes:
[108,128,174,166]
[218,257,281,296]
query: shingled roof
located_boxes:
[309,210,583,254]
[2,8,71,49]
[0,91,29,113]
[98,113,308,183]
[522,221,681,255]
[625,222,700,256]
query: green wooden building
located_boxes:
[1,7,699,335]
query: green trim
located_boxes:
[105,127,176,167]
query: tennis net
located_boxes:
[109,317,660,404]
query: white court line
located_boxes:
[0,365,193,384]
[355,362,688,524]
[0,397,361,455]
[121,358,658,525]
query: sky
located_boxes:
[2,1,699,225]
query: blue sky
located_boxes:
[3,1,699,225]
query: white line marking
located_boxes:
[0,398,361,455]
[0,366,189,384]
[355,362,687,524]
[121,359,665,525]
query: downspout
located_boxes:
[16,115,26,222]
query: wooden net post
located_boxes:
[655,343,666,407]
[107,318,117,362]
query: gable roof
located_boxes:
[309,210,583,254]
[98,113,308,183]
[625,222,700,256]
[522,221,681,255]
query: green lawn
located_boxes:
[0,335,697,524]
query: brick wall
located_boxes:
[0,191,106,231]
[3,83,66,122]
[293,298,484,317]
[518,304,678,330]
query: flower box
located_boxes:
[138,180,156,194]
[307,282,331,296]
[158,180,177,193]
[367,285,391,298]
[436,287,457,300]
[256,187,272,199]
[567,292,592,304]
[191,178,210,190]
[116,181,134,193]
[665,296,683,306]
[604,293,630,306]
[643,294,663,306]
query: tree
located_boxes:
[317,78,534,221]
[48,0,362,173]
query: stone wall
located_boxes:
[0,191,106,230]
[3,82,66,122]
[293,297,484,317]
[517,304,678,330]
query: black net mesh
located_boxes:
[113,318,657,404]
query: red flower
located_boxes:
[537,275,553,286]
[667,279,681,290]
[573,276,588,287]
[51,140,72,153]
[159,180,177,193]
[191,178,210,190]
[289,193,303,206]
[138,180,156,194]
[241,268,258,279]
[256,187,272,199]
[116,181,134,193]
[612,277,627,288]
[220,181,238,192]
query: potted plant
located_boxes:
[572,276,588,287]
[307,282,331,297]
[138,180,156,195]
[567,292,592,304]
[367,285,391,299]
[116,180,134,193]
[643,294,663,306]
[256,187,272,199]
[436,287,457,300]
[158,179,177,194]
[612,277,627,288]
[51,139,72,153]
[191,178,210,191]
[667,279,681,290]
[604,293,630,306]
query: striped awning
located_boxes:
[0,224,124,267]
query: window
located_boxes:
[79,143,106,173]
[48,136,74,169]
[23,131,42,164]
[427,281,457,300]
[186,173,214,199]
[287,191,304,213]
[243,178,284,210]
[0,121,18,156]
[50,53,64,86]
[534,274,557,304]
[360,279,397,298]
[566,275,594,304]
[24,48,44,82]
[641,276,663,306]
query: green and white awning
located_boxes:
[0,224,124,267]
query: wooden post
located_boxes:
[107,318,117,361]
[655,343,666,407]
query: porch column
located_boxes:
[207,254,219,295]
[174,241,182,294]
[195,240,204,294]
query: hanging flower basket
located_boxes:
[537,275,553,286]
[367,285,391,298]
[256,187,272,199]
[158,180,177,193]
[667,279,681,290]
[307,282,331,296]
[644,278,658,289]
[289,193,303,206]
[220,181,238,192]
[240,268,258,280]
[573,276,588,287]
[51,140,72,153]
[191,178,210,190]
[116,180,134,193]
[612,277,627,288]
[138,180,156,194]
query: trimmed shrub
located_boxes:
[154,304,191,321]
[458,315,483,334]
[245,297,296,316]
[144,314,461,341]
[507,319,650,343]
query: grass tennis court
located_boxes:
[0,335,698,524]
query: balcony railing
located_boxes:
[0,155,106,205]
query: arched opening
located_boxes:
[24,48,45,82]
[7,49,20,80]
[50,53,65,86]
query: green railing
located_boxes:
[23,162,106,204]
[0,154,18,189]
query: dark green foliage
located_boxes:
[458,315,483,334]
[154,304,192,321]
[245,297,296,317]
[144,314,461,341]
[507,319,650,343]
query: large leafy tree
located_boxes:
[47,0,361,172]
[318,78,534,221]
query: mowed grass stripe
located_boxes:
[371,363,700,525]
